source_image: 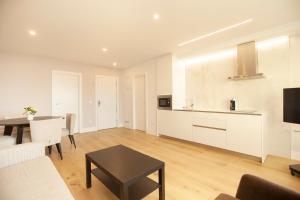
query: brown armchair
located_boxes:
[215,174,300,200]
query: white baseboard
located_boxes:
[146,131,157,136]
[118,123,124,127]
[80,127,97,133]
[291,150,300,161]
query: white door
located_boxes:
[134,75,146,131]
[96,76,117,130]
[52,71,80,132]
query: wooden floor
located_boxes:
[51,128,300,200]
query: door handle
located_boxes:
[98,100,101,106]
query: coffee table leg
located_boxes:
[16,126,24,144]
[159,166,165,200]
[86,158,92,188]
[120,185,129,200]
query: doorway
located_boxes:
[52,71,81,132]
[96,76,118,130]
[134,75,146,131]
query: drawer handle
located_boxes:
[192,124,226,131]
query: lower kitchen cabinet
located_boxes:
[192,125,227,149]
[226,115,262,157]
[157,110,264,161]
[157,109,192,141]
[191,113,228,149]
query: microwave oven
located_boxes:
[157,95,172,110]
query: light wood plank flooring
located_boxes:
[50,128,300,200]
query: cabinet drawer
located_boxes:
[192,117,227,130]
[192,125,226,149]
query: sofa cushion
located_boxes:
[0,156,74,200]
[236,174,300,200]
[0,136,16,149]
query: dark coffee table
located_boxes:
[86,145,165,200]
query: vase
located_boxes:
[27,114,34,121]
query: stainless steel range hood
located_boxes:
[228,41,264,80]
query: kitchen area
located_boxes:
[155,35,300,162]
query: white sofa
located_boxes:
[0,143,75,200]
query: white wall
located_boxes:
[182,34,300,158]
[156,55,172,95]
[120,59,157,134]
[0,52,120,131]
[289,35,300,160]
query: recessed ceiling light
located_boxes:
[113,62,117,66]
[28,30,37,36]
[153,13,160,20]
[102,48,108,52]
[178,18,253,47]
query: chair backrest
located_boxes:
[30,118,64,146]
[236,174,300,200]
[66,113,76,135]
[0,117,4,133]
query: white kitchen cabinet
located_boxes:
[156,55,172,95]
[191,113,227,149]
[291,124,300,161]
[192,126,227,149]
[192,112,228,129]
[156,110,173,137]
[226,115,262,157]
[157,110,192,141]
[157,110,264,161]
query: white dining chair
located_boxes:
[62,113,77,148]
[0,116,4,135]
[0,137,16,149]
[30,118,64,159]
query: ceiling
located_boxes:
[0,0,300,68]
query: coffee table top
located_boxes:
[86,145,164,184]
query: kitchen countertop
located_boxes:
[172,108,262,116]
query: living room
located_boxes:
[1,0,300,200]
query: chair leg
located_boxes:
[48,146,52,155]
[71,135,76,148]
[56,143,63,160]
[68,135,73,144]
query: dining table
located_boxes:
[0,116,62,144]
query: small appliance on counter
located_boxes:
[157,95,172,110]
[230,99,236,111]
